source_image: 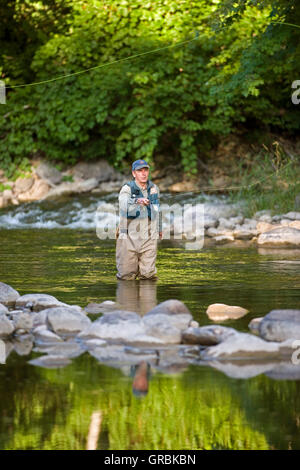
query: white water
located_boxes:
[0,192,243,230]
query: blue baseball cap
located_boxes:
[132,159,150,171]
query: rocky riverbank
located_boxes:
[1,281,300,380]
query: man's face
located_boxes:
[132,167,149,185]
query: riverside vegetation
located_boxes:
[0,0,299,210]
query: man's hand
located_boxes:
[136,198,150,206]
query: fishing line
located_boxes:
[4,20,299,90]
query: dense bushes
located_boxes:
[0,0,299,177]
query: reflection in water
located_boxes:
[131,362,151,397]
[116,280,157,315]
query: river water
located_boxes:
[0,193,300,450]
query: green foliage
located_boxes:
[228,147,300,216]
[1,0,300,177]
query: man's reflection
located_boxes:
[131,361,151,397]
[116,279,157,315]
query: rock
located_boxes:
[265,362,300,380]
[190,321,199,328]
[0,195,5,209]
[207,360,277,379]
[280,219,290,226]
[145,299,191,317]
[289,220,300,230]
[243,218,258,229]
[233,226,257,240]
[214,234,235,244]
[204,203,239,220]
[3,189,13,204]
[84,301,121,315]
[258,214,272,223]
[155,345,191,373]
[36,341,84,358]
[28,355,71,368]
[13,177,34,194]
[206,303,249,321]
[256,222,279,234]
[200,332,281,360]
[257,227,300,247]
[18,179,50,202]
[15,293,69,312]
[44,178,98,199]
[88,345,158,367]
[0,282,20,306]
[248,317,263,333]
[254,210,272,219]
[13,336,34,356]
[92,181,126,193]
[72,160,120,183]
[83,339,107,349]
[282,211,300,221]
[31,310,48,327]
[182,325,237,345]
[79,311,163,346]
[230,215,244,225]
[33,326,64,344]
[168,180,200,192]
[143,314,182,344]
[35,162,62,185]
[218,218,236,230]
[12,312,33,331]
[0,303,8,314]
[204,216,218,229]
[258,309,300,342]
[0,314,15,337]
[46,306,91,336]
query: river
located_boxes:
[0,192,300,450]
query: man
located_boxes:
[116,159,162,280]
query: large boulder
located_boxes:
[13,176,35,194]
[206,303,249,321]
[182,325,237,346]
[0,282,20,306]
[18,179,50,202]
[258,309,300,342]
[257,226,300,247]
[35,162,63,185]
[46,306,91,336]
[72,161,121,183]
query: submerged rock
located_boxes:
[0,282,20,306]
[206,303,249,321]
